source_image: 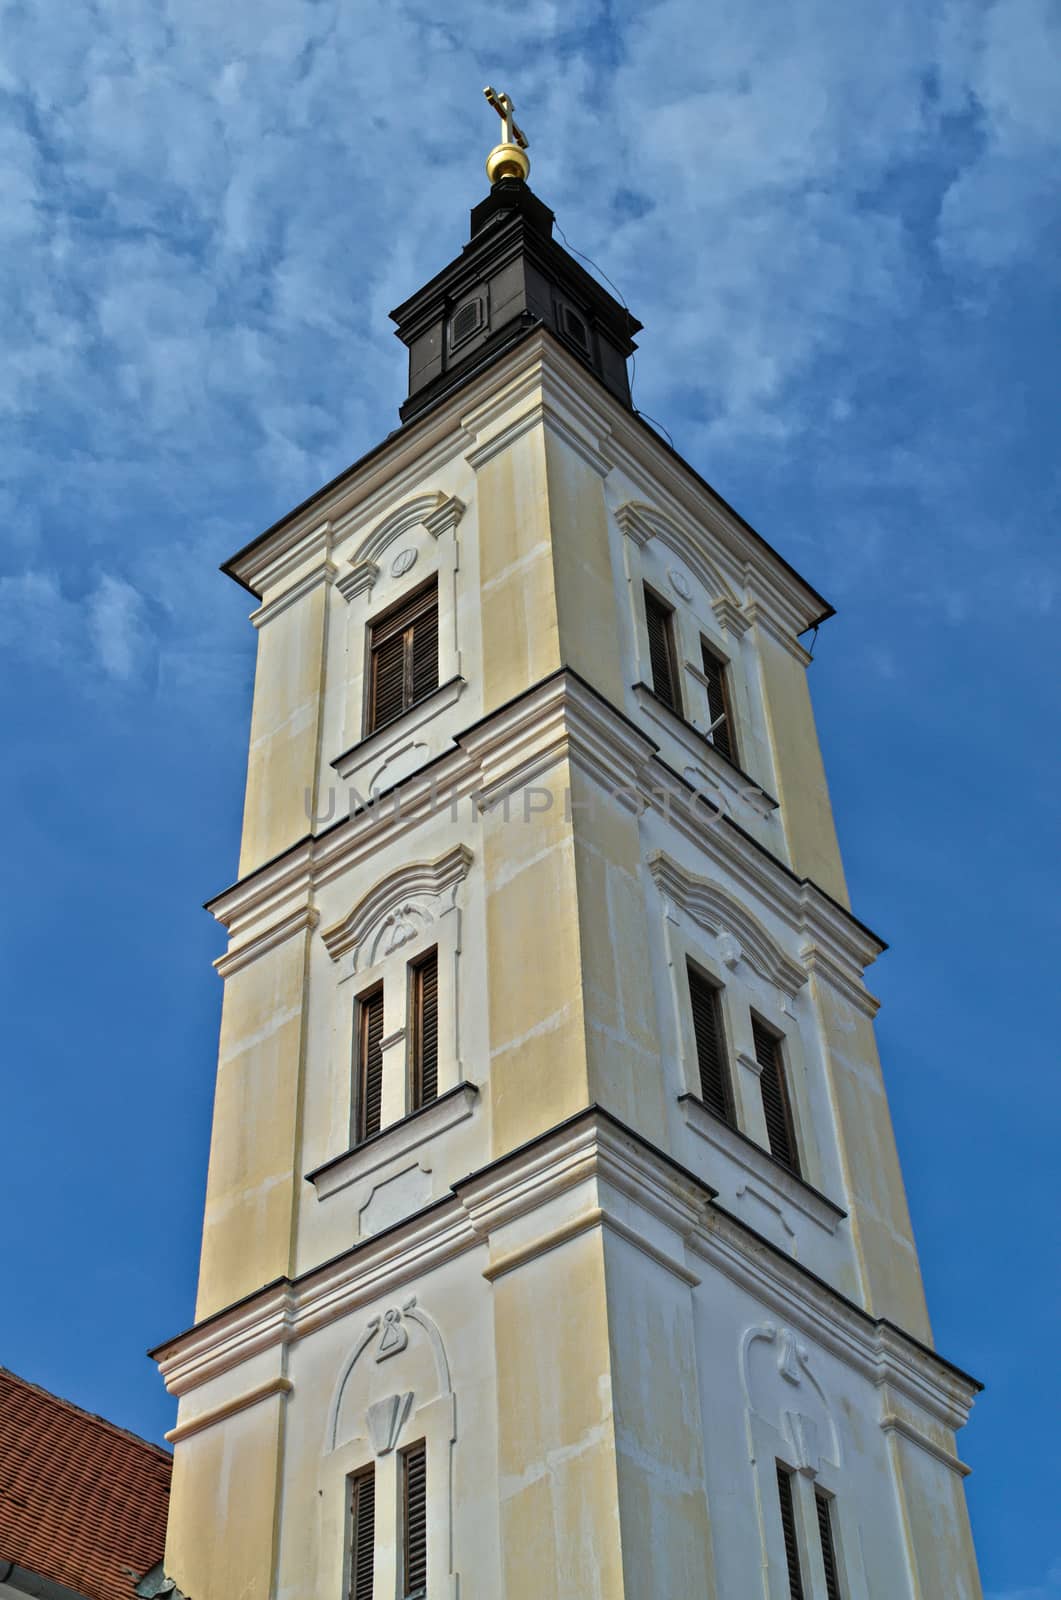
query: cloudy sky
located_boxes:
[1,1,1058,1593]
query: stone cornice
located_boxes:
[249,558,337,629]
[213,905,319,980]
[203,671,885,1006]
[223,331,831,640]
[150,1106,980,1435]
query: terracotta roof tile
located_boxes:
[0,1367,170,1600]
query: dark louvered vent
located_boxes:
[367,579,439,733]
[349,1466,375,1600]
[401,1440,428,1598]
[562,305,589,349]
[451,298,481,346]
[358,987,385,1141]
[644,586,681,713]
[753,1016,800,1174]
[816,1490,842,1600]
[701,640,736,764]
[776,1463,806,1600]
[687,964,733,1123]
[411,950,439,1109]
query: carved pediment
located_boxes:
[648,851,806,999]
[321,844,473,967]
[337,493,465,601]
[616,499,749,634]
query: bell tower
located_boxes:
[151,97,984,1600]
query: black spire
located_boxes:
[389,176,641,424]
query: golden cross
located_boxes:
[483,86,529,150]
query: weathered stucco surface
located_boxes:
[158,334,983,1599]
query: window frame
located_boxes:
[399,1437,428,1600]
[354,983,386,1145]
[408,948,439,1114]
[364,576,440,737]
[815,1486,844,1600]
[346,1463,376,1600]
[643,582,684,715]
[751,1011,802,1177]
[686,959,736,1127]
[775,1461,807,1600]
[699,635,739,765]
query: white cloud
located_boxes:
[0,570,154,686]
[88,574,153,682]
[0,0,1056,706]
[937,0,1061,269]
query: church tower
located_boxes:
[151,97,984,1599]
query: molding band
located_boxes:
[481,1207,605,1283]
[165,1376,293,1444]
[881,1413,971,1478]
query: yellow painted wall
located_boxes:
[569,766,668,1146]
[476,427,561,715]
[239,582,328,878]
[756,626,850,907]
[602,1230,718,1597]
[483,762,590,1155]
[890,1430,984,1600]
[544,430,625,705]
[815,978,932,1340]
[492,1228,626,1599]
[166,1395,285,1598]
[195,931,310,1320]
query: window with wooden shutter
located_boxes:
[400,1439,427,1599]
[816,1490,843,1600]
[410,950,439,1111]
[348,1465,375,1600]
[700,639,737,764]
[687,964,734,1124]
[752,1015,801,1175]
[644,586,682,714]
[356,986,385,1142]
[367,579,439,734]
[776,1463,806,1600]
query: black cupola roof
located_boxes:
[389,177,641,424]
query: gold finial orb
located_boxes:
[484,85,530,183]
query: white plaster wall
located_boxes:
[296,818,492,1273]
[274,1246,501,1600]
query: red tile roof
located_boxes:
[0,1367,170,1600]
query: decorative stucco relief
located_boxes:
[740,1322,841,1477]
[616,498,748,634]
[337,492,464,601]
[320,843,472,972]
[648,849,807,1001]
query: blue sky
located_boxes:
[1,2,1058,1593]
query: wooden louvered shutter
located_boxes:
[816,1490,842,1600]
[776,1463,806,1600]
[411,950,439,1110]
[367,579,438,733]
[349,1466,375,1600]
[368,630,406,732]
[401,1439,427,1598]
[357,987,385,1141]
[701,641,736,764]
[687,965,733,1123]
[752,1016,800,1174]
[409,595,438,706]
[644,586,681,713]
